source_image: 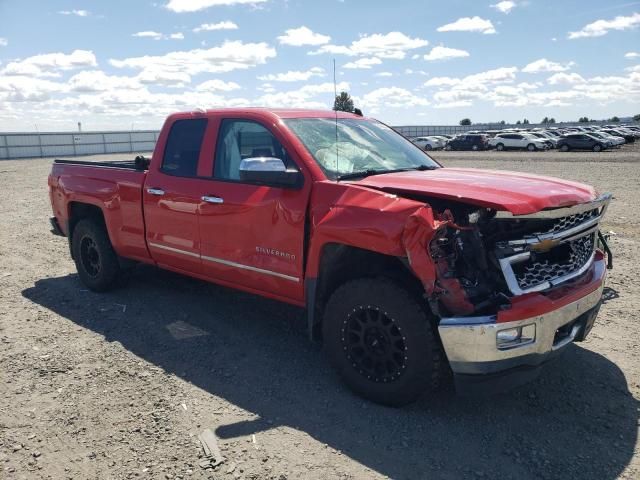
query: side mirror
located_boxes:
[238,157,302,188]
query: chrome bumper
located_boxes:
[438,280,605,375]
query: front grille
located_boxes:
[513,234,595,291]
[532,209,599,236]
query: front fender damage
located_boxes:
[402,206,475,316]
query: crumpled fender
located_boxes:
[401,206,441,294]
[402,206,476,316]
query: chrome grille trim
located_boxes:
[494,194,611,296]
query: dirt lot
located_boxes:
[1,144,639,480]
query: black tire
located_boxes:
[323,277,441,406]
[424,144,433,151]
[471,144,479,151]
[560,144,570,152]
[444,144,453,151]
[496,143,504,151]
[71,219,121,292]
[592,143,602,152]
[527,143,536,152]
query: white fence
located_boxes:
[0,130,159,160]
[1,122,637,160]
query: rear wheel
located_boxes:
[592,143,602,152]
[471,144,479,151]
[444,144,453,151]
[323,277,442,406]
[560,144,570,152]
[71,219,121,292]
[424,144,433,151]
[496,143,504,151]
[527,143,536,152]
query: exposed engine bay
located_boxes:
[409,194,611,318]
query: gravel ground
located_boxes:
[1,143,639,480]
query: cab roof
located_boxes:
[179,107,366,120]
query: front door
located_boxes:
[198,118,310,302]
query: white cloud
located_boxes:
[1,50,97,78]
[58,9,89,17]
[132,31,164,40]
[0,38,7,47]
[433,100,473,109]
[522,58,573,73]
[193,21,238,32]
[68,70,143,92]
[257,67,324,82]
[627,65,640,73]
[165,0,267,13]
[110,41,276,77]
[437,17,496,34]
[547,72,585,85]
[625,51,640,58]
[256,81,349,109]
[0,75,66,102]
[491,1,516,14]
[132,31,184,40]
[310,32,428,59]
[361,87,429,112]
[568,12,640,39]
[195,79,241,91]
[343,57,382,69]
[375,72,393,77]
[137,70,191,87]
[423,46,469,61]
[277,26,330,46]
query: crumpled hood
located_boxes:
[353,167,597,215]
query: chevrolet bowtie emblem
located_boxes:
[531,238,560,253]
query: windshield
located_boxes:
[283,118,440,179]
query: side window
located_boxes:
[161,119,208,177]
[214,120,291,181]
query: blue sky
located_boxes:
[0,0,639,130]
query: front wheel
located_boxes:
[496,143,504,151]
[592,144,602,152]
[527,143,536,152]
[444,144,453,151]
[424,144,433,151]
[560,144,570,152]
[471,144,479,151]
[71,219,121,292]
[323,278,442,406]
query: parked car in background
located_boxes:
[444,133,490,151]
[412,136,445,151]
[588,131,620,148]
[602,129,636,143]
[528,132,556,148]
[489,133,548,151]
[557,133,608,152]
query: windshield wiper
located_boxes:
[337,164,437,181]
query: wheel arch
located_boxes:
[67,202,109,259]
[306,243,425,341]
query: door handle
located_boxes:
[202,195,224,204]
[147,188,165,196]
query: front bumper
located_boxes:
[438,252,606,393]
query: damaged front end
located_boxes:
[402,193,612,319]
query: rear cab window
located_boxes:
[161,118,208,177]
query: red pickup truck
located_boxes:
[48,108,612,405]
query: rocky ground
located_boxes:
[1,143,639,480]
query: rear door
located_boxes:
[197,116,311,302]
[143,117,215,274]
